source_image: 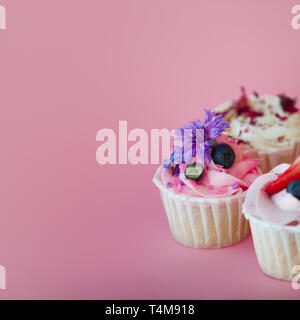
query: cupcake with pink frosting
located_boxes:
[153,110,260,248]
[243,156,300,280]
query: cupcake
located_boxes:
[215,88,300,173]
[243,157,300,280]
[153,110,260,248]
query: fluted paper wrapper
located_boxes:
[243,139,300,174]
[244,214,300,281]
[153,168,250,248]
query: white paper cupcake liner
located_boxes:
[153,167,250,248]
[243,213,300,280]
[243,138,300,174]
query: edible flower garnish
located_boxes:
[278,94,298,113]
[163,110,230,171]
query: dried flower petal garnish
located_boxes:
[163,110,230,169]
[278,94,298,113]
[232,182,239,190]
[230,87,264,125]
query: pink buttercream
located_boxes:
[160,135,260,198]
[271,190,300,212]
[243,164,300,226]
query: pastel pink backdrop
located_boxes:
[0,0,300,299]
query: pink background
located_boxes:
[0,0,300,299]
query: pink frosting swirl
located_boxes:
[160,135,260,198]
[243,164,300,226]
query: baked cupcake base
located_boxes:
[244,213,300,281]
[244,138,300,174]
[153,167,250,248]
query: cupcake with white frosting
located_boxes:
[215,88,300,173]
[243,157,300,280]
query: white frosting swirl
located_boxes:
[216,95,300,151]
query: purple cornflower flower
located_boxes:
[203,109,230,139]
[163,110,229,166]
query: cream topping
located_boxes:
[216,95,300,150]
[243,164,300,226]
[160,136,260,198]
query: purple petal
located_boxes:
[167,182,173,188]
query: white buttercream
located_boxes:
[216,95,300,151]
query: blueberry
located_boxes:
[185,163,204,181]
[211,143,236,169]
[287,180,300,200]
